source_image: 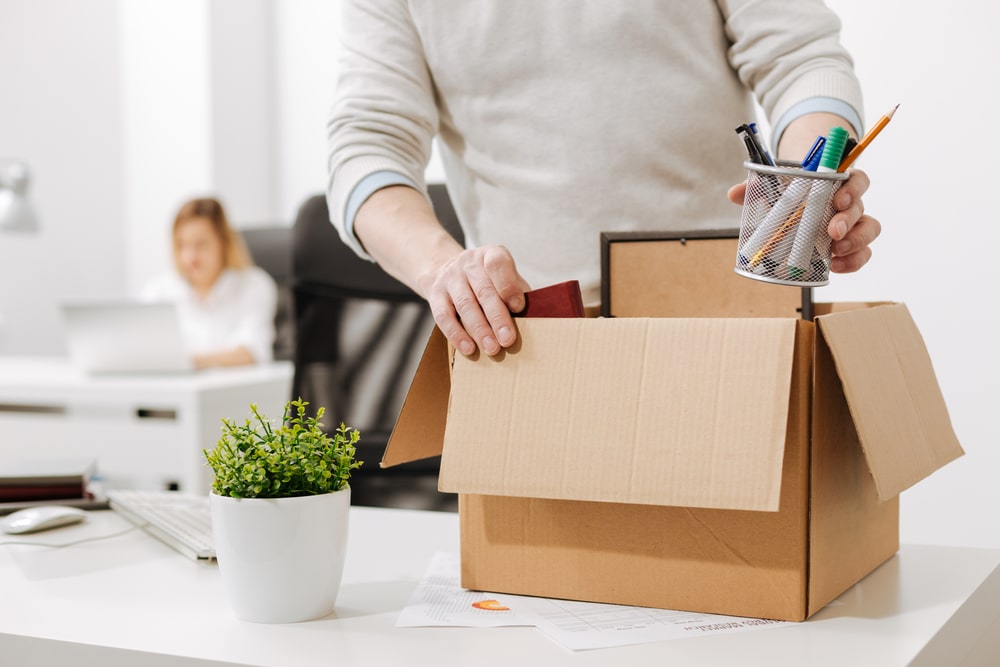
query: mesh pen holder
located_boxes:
[735,161,849,287]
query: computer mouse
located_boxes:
[2,505,88,534]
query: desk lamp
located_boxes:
[0,161,40,233]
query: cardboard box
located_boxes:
[382,303,963,621]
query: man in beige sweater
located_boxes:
[328,1,880,357]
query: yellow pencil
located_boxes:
[837,104,899,172]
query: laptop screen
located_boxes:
[61,301,194,374]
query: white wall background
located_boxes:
[820,1,1000,550]
[0,0,126,354]
[0,1,996,548]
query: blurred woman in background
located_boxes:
[141,197,277,369]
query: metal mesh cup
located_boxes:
[735,161,849,287]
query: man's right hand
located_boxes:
[353,185,530,358]
[419,245,531,357]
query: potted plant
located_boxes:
[203,398,362,623]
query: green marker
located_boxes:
[817,126,849,173]
[787,127,849,281]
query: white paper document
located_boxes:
[397,552,790,651]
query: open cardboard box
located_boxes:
[382,301,963,621]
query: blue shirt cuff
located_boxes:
[344,171,420,245]
[771,97,864,153]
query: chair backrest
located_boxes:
[290,185,463,473]
[242,226,295,361]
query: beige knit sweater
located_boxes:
[327,0,863,305]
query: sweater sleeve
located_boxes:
[326,0,438,261]
[718,0,864,143]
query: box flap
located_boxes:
[380,327,451,467]
[438,317,798,511]
[816,303,964,500]
[813,301,894,317]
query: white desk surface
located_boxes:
[1,506,997,667]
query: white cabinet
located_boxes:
[0,357,293,492]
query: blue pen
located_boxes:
[801,136,826,171]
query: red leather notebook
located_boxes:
[514,280,585,318]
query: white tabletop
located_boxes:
[1,506,997,666]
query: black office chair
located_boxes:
[241,226,295,362]
[290,185,463,512]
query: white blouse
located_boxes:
[140,267,278,364]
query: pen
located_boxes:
[736,123,781,205]
[749,201,806,268]
[836,104,899,172]
[737,176,811,266]
[788,127,849,279]
[735,125,763,164]
[801,136,826,171]
[748,123,776,166]
[747,133,826,268]
[837,137,858,169]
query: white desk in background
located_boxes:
[0,356,293,493]
[0,506,998,667]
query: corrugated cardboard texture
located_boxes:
[459,321,810,621]
[439,318,797,511]
[383,302,960,620]
[817,304,964,500]
[459,495,809,621]
[808,328,899,615]
[607,236,803,318]
[380,327,450,467]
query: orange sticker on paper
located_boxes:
[471,599,510,611]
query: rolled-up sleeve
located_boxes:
[326,0,439,261]
[718,0,864,145]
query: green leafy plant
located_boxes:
[204,399,362,499]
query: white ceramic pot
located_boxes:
[209,487,351,623]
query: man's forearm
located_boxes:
[777,112,859,164]
[353,185,464,301]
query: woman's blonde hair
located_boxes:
[172,197,253,272]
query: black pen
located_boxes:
[837,137,858,169]
[748,123,776,166]
[736,124,780,205]
[735,125,764,164]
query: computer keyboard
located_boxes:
[107,490,216,561]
